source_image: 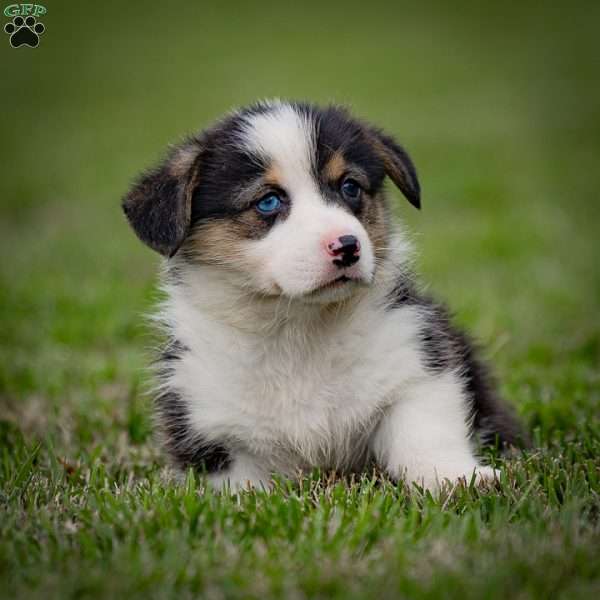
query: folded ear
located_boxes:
[122,140,202,256]
[369,129,421,209]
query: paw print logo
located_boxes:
[4,15,45,48]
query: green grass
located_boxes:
[1,1,599,598]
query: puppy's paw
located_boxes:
[408,465,500,491]
[473,465,500,483]
[207,456,272,494]
[435,465,500,490]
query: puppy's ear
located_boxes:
[122,140,202,256]
[369,129,421,209]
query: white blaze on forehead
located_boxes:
[240,103,316,192]
[238,102,377,299]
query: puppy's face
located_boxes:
[123,101,420,304]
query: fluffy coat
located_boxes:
[123,100,527,491]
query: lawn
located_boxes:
[1,1,599,598]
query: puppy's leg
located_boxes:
[370,371,497,490]
[207,452,272,493]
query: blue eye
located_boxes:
[256,193,282,215]
[341,178,361,199]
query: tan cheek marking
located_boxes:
[322,152,347,183]
[182,218,284,296]
[182,211,271,265]
[360,192,390,261]
[183,221,243,265]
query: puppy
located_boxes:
[123,100,527,491]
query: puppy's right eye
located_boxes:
[256,193,282,216]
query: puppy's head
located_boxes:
[123,101,420,304]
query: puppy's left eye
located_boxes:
[256,193,282,216]
[341,178,361,200]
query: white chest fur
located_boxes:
[159,272,425,474]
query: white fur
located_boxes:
[239,103,375,299]
[157,105,494,492]
[370,370,495,489]
[160,239,491,492]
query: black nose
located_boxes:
[328,235,361,268]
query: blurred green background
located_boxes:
[2,0,599,407]
[1,0,599,445]
[1,1,600,597]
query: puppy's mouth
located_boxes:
[325,275,352,287]
[308,275,359,295]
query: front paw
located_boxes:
[436,465,500,489]
[409,465,500,491]
[471,466,500,484]
[206,453,272,493]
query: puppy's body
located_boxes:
[124,100,526,490]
